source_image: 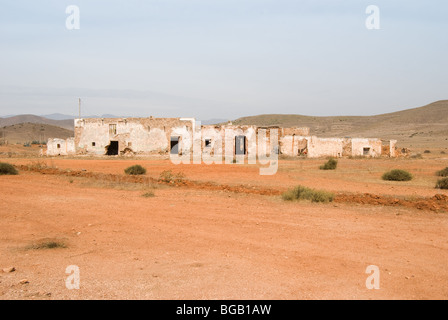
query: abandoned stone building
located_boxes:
[46,117,397,158]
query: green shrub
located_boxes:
[382,169,413,181]
[319,158,338,170]
[0,162,18,175]
[436,178,448,189]
[124,165,146,175]
[282,185,334,203]
[436,167,448,177]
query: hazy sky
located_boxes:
[1,0,447,119]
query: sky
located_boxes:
[0,0,447,120]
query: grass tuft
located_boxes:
[282,185,334,203]
[26,240,67,250]
[142,191,155,198]
[124,165,146,175]
[159,170,185,183]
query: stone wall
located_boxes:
[47,138,75,156]
[74,117,192,155]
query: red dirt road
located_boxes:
[1,157,448,299]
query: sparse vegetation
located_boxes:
[26,240,67,250]
[142,191,155,198]
[319,158,338,170]
[27,160,51,170]
[124,164,146,175]
[436,167,448,177]
[31,140,46,145]
[436,178,448,189]
[382,169,413,181]
[159,170,185,183]
[424,150,431,153]
[0,162,18,175]
[282,185,334,203]
[410,154,423,159]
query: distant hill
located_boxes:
[0,123,74,144]
[232,100,448,149]
[201,118,229,125]
[0,115,74,130]
[1,101,447,149]
[41,113,76,120]
[41,113,121,120]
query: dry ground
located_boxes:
[0,151,447,299]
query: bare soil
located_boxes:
[1,154,447,299]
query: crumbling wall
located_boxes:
[292,136,308,156]
[389,140,397,157]
[279,135,294,156]
[342,138,352,157]
[223,125,257,162]
[282,127,310,136]
[351,138,382,157]
[69,118,396,159]
[47,138,75,156]
[307,136,344,158]
[75,117,191,155]
[201,126,224,162]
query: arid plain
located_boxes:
[1,144,447,299]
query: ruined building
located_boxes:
[46,117,397,158]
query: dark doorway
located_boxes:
[235,135,246,155]
[106,141,119,155]
[170,136,179,155]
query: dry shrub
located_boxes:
[436,178,448,190]
[124,165,146,175]
[0,162,18,175]
[282,185,334,203]
[436,167,448,177]
[159,170,185,183]
[319,158,338,170]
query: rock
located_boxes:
[2,267,15,273]
[19,279,29,284]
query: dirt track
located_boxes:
[1,157,448,299]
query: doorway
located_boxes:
[106,141,119,155]
[170,136,180,155]
[235,135,246,155]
